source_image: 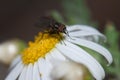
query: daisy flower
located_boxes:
[5,25,112,80]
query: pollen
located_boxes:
[22,32,62,65]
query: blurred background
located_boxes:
[0,0,120,80]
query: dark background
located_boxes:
[0,0,62,42]
[0,0,120,42]
[0,0,120,79]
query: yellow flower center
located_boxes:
[22,32,62,65]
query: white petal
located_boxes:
[5,61,24,80]
[68,31,105,39]
[67,25,100,32]
[56,42,105,80]
[18,66,27,80]
[38,58,47,76]
[66,38,113,65]
[33,62,41,80]
[44,54,53,70]
[66,25,106,42]
[46,49,67,66]
[49,49,66,61]
[25,63,33,80]
[9,55,21,69]
[75,36,100,42]
[42,76,51,80]
[38,58,52,79]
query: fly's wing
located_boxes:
[35,17,51,27]
[35,17,55,32]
